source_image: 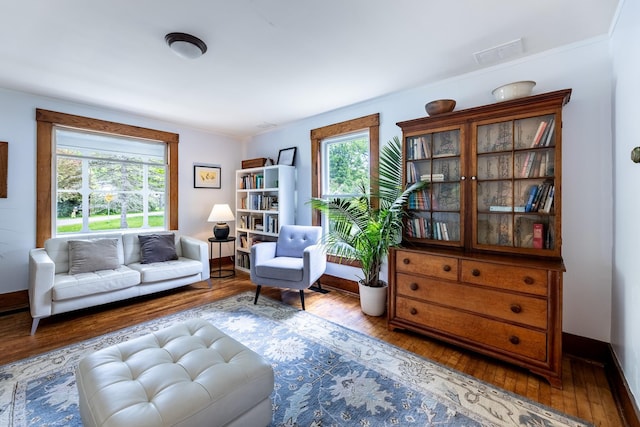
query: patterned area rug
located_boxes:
[0,292,591,427]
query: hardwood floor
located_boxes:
[0,272,625,426]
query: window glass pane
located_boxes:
[322,131,369,197]
[56,157,82,190]
[88,160,144,191]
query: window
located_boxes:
[311,113,380,228]
[310,114,380,267]
[36,109,179,247]
[54,128,167,234]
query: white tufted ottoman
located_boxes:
[75,318,274,427]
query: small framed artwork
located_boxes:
[194,165,221,189]
[277,147,297,166]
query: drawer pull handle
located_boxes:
[509,336,520,345]
[510,304,522,314]
[403,258,410,265]
[410,283,419,291]
[410,308,418,315]
[523,276,534,285]
[443,265,451,272]
[471,269,480,277]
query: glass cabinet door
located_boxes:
[474,113,557,252]
[405,128,462,245]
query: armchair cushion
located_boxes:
[255,257,303,282]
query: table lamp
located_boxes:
[208,204,235,239]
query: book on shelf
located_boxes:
[540,185,555,213]
[408,190,430,210]
[542,118,555,147]
[490,205,525,212]
[531,180,553,212]
[532,223,544,248]
[419,173,445,182]
[524,185,538,212]
[407,136,430,160]
[531,120,548,147]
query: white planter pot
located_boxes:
[358,282,388,316]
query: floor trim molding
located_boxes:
[0,290,28,315]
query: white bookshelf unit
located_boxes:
[235,165,295,273]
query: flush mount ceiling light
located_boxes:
[165,32,207,59]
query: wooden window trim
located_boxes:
[310,113,380,226]
[35,109,179,247]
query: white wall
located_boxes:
[246,38,614,342]
[610,0,640,406]
[0,88,243,294]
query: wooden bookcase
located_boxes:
[235,165,295,273]
[389,89,571,387]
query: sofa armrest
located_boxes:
[179,236,210,280]
[303,244,327,286]
[28,248,55,319]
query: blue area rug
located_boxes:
[0,292,592,426]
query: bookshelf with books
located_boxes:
[389,89,571,387]
[235,165,295,273]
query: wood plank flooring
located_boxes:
[0,272,624,426]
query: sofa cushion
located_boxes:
[255,256,304,282]
[53,266,140,301]
[68,238,120,275]
[128,258,203,283]
[45,233,125,275]
[139,233,179,264]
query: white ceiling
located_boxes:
[0,1,620,138]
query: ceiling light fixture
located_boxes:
[165,32,207,59]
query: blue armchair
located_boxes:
[250,225,326,310]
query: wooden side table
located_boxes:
[208,237,236,279]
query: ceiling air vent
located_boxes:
[474,38,524,65]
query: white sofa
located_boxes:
[28,231,210,335]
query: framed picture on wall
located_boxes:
[277,147,297,166]
[194,164,221,188]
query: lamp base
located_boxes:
[213,223,229,240]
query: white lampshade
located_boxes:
[208,204,235,222]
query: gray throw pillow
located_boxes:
[139,233,178,264]
[68,239,120,275]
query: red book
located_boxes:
[532,223,544,249]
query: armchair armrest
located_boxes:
[250,242,277,279]
[179,236,210,280]
[28,248,55,320]
[303,244,327,286]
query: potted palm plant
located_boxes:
[308,137,428,316]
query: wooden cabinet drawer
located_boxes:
[395,250,458,280]
[395,297,547,361]
[396,273,547,329]
[460,260,548,296]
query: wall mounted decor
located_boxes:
[277,147,297,166]
[0,141,7,198]
[194,164,221,189]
